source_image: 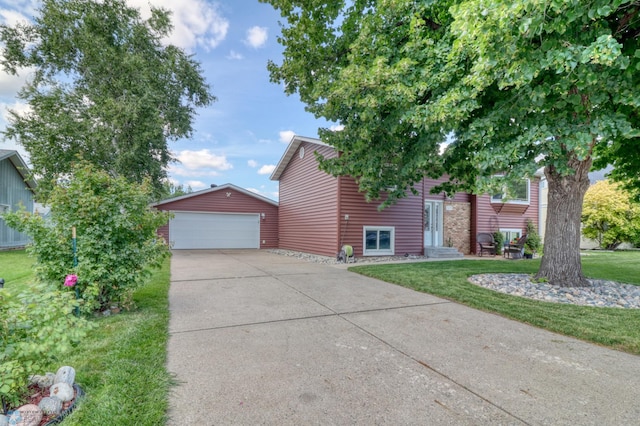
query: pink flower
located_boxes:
[64,274,78,287]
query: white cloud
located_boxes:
[258,164,275,175]
[0,8,30,27]
[0,101,31,160]
[0,101,31,123]
[279,130,295,144]
[227,50,244,60]
[246,187,279,201]
[127,0,229,51]
[244,26,268,48]
[185,180,207,190]
[0,67,34,97]
[2,1,230,52]
[176,149,232,171]
[166,177,180,186]
[329,124,344,132]
[169,168,221,178]
[247,159,258,168]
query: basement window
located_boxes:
[363,226,395,256]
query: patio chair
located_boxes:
[504,235,527,259]
[477,233,496,256]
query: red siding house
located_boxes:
[153,183,278,250]
[270,136,540,258]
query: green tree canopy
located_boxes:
[582,179,640,249]
[263,0,640,287]
[0,0,215,198]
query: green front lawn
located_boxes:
[0,250,171,425]
[0,250,34,290]
[350,251,640,355]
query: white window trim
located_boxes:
[491,178,531,205]
[363,226,395,256]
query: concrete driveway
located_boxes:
[166,250,639,425]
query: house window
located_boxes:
[500,228,522,245]
[363,226,395,256]
[491,178,530,204]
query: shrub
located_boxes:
[493,231,504,255]
[582,180,640,249]
[524,219,542,255]
[4,162,171,313]
[0,283,94,408]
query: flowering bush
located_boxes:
[3,162,171,314]
[64,274,78,287]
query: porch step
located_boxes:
[425,246,464,259]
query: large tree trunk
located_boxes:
[536,159,592,287]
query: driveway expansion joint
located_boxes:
[169,301,452,335]
[170,274,270,283]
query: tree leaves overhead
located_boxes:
[262,0,640,201]
[265,0,457,204]
[0,0,215,198]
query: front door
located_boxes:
[424,200,443,247]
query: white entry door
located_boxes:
[424,201,443,247]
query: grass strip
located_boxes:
[57,259,171,425]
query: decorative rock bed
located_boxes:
[268,249,428,265]
[0,366,83,426]
[469,274,640,309]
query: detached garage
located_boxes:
[154,183,278,250]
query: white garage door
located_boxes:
[170,212,260,249]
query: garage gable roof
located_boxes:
[0,149,37,192]
[154,183,278,207]
[270,135,330,181]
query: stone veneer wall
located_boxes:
[443,201,471,254]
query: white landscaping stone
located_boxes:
[9,404,42,426]
[29,372,56,388]
[0,414,8,426]
[38,396,63,416]
[54,366,76,386]
[49,382,74,402]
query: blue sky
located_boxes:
[0,0,332,201]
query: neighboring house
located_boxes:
[270,136,540,258]
[0,150,37,249]
[153,183,278,250]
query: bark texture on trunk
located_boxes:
[536,159,592,287]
